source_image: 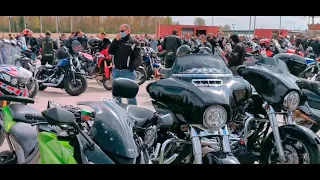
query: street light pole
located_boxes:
[23,16,27,29]
[56,16,59,34]
[249,16,252,38]
[70,16,73,33]
[279,16,282,37]
[212,16,214,26]
[40,16,43,33]
[8,16,11,33]
[253,16,256,36]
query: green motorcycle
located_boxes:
[0,78,151,164]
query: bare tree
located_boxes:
[193,17,206,26]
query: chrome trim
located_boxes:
[191,79,223,87]
[244,112,255,146]
[262,102,285,161]
[171,74,232,78]
[190,127,202,164]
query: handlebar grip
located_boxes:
[25,114,46,121]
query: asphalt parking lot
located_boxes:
[0,79,155,152]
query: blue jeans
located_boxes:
[31,53,37,62]
[112,68,137,105]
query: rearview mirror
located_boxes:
[236,65,246,77]
[41,107,76,126]
[158,114,174,128]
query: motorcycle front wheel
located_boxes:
[260,129,320,164]
[64,74,87,96]
[135,67,147,85]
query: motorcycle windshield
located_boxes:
[172,54,231,75]
[77,101,139,159]
[0,39,22,65]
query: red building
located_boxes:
[308,24,320,30]
[156,24,220,38]
[254,29,289,39]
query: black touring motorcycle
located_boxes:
[139,54,249,164]
[35,41,87,96]
[231,58,320,164]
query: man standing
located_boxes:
[183,33,194,47]
[108,24,142,105]
[25,30,38,63]
[39,31,58,65]
[162,29,182,68]
[228,34,246,75]
[149,36,158,51]
[98,32,111,51]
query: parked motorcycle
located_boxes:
[146,54,242,164]
[235,62,320,164]
[142,47,162,80]
[35,41,87,96]
[0,78,153,164]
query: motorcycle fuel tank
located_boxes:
[147,75,251,124]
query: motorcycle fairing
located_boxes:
[77,101,139,159]
[38,132,77,164]
[241,64,302,105]
[2,105,16,132]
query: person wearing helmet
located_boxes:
[176,45,191,57]
[228,34,246,75]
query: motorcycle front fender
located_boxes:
[219,155,241,164]
[267,125,320,150]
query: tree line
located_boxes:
[0,16,231,34]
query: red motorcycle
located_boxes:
[286,48,304,57]
[79,48,114,90]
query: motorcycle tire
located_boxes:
[35,67,48,91]
[64,74,87,96]
[102,77,113,91]
[260,129,320,164]
[28,81,39,99]
[135,67,147,86]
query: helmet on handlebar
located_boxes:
[56,48,69,59]
[176,45,191,57]
[87,38,101,49]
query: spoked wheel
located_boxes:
[102,74,113,91]
[261,134,320,164]
[64,74,87,96]
[135,68,147,85]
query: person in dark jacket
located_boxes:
[228,34,246,75]
[310,37,320,57]
[193,34,213,53]
[206,33,218,53]
[162,29,182,68]
[39,31,58,66]
[98,32,111,52]
[108,24,142,105]
[25,30,38,63]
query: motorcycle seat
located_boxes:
[308,107,320,124]
[8,104,41,124]
[159,67,171,74]
[127,105,154,127]
[42,64,54,69]
[19,57,32,62]
[300,79,320,96]
[9,122,37,159]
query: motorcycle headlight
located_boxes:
[203,105,227,131]
[11,78,18,86]
[283,91,300,111]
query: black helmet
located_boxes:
[176,45,191,57]
[56,48,69,59]
[87,38,101,49]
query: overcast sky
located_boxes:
[171,16,320,31]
